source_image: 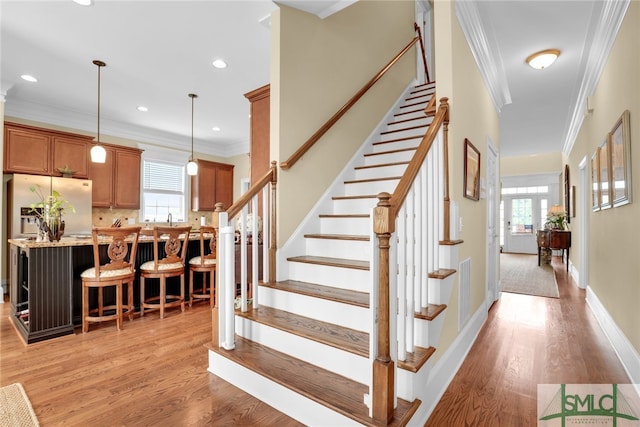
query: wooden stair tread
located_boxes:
[319,213,369,218]
[332,194,378,200]
[372,134,424,145]
[207,336,420,426]
[387,115,431,126]
[364,147,418,157]
[394,108,426,117]
[397,345,436,373]
[440,239,464,246]
[304,233,369,242]
[353,161,410,171]
[287,255,369,270]
[415,303,447,321]
[236,306,369,357]
[344,176,401,184]
[428,268,456,279]
[261,280,370,308]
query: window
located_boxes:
[141,160,186,223]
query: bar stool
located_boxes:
[139,226,191,319]
[189,226,217,307]
[81,226,141,333]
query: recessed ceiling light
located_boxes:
[212,59,227,69]
[526,49,560,70]
[21,74,38,82]
[212,126,221,132]
[73,0,93,5]
[137,106,149,112]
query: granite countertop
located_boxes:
[8,230,210,249]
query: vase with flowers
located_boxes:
[544,205,567,230]
[29,185,75,242]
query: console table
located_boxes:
[537,230,571,272]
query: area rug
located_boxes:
[500,253,559,298]
[0,383,40,426]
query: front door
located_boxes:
[503,195,548,254]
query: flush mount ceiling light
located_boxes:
[73,0,93,5]
[186,93,199,176]
[137,106,148,112]
[212,59,227,69]
[212,126,221,132]
[526,49,560,70]
[91,60,107,163]
[20,74,38,82]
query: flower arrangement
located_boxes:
[544,206,567,230]
[30,185,75,241]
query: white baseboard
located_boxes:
[586,286,640,385]
[409,301,488,425]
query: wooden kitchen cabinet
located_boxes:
[191,159,234,211]
[4,122,93,177]
[89,143,142,209]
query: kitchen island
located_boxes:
[8,232,207,344]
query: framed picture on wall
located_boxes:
[564,164,571,222]
[599,138,612,210]
[591,149,600,211]
[610,110,632,207]
[464,138,480,201]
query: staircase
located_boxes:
[208,81,461,425]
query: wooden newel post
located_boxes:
[372,192,394,424]
[211,202,225,346]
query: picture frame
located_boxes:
[463,138,480,201]
[599,138,612,210]
[610,110,632,207]
[564,164,571,222]
[591,149,600,211]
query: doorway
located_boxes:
[501,195,548,254]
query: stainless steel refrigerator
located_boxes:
[8,174,92,238]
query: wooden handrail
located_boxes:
[387,97,449,231]
[414,23,430,83]
[281,26,429,171]
[226,161,278,220]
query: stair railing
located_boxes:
[280,24,431,171]
[371,97,450,424]
[213,161,278,349]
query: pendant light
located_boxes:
[91,60,107,163]
[186,93,199,176]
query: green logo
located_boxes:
[539,384,639,426]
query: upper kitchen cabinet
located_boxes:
[89,143,142,209]
[191,159,234,211]
[3,122,93,178]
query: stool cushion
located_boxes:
[140,261,183,272]
[189,256,217,266]
[81,267,133,279]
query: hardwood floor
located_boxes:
[0,300,302,426]
[1,255,630,426]
[425,255,631,426]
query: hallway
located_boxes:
[425,256,631,425]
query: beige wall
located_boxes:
[431,0,500,362]
[501,152,563,176]
[567,1,640,352]
[273,1,416,242]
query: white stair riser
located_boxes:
[370,138,423,153]
[343,179,398,195]
[288,261,370,292]
[353,163,408,180]
[385,116,433,132]
[320,217,370,234]
[393,107,431,121]
[258,286,371,332]
[378,127,428,142]
[208,351,361,426]
[331,198,378,214]
[305,237,370,261]
[235,316,370,385]
[363,150,415,165]
[397,356,435,401]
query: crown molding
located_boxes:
[562,0,630,155]
[455,0,512,113]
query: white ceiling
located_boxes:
[1,1,613,159]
